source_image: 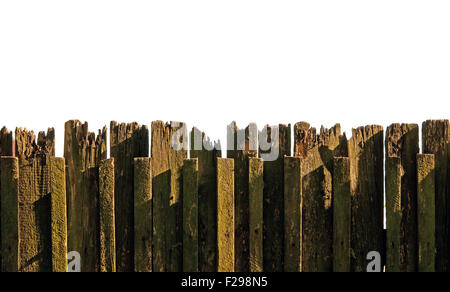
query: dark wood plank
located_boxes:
[183,158,198,272]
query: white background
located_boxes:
[1,0,449,156]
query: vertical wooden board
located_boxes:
[348,125,384,272]
[15,128,54,272]
[294,123,343,272]
[190,127,221,272]
[151,121,187,272]
[65,121,107,272]
[217,158,234,272]
[50,157,67,272]
[110,121,149,272]
[227,122,257,272]
[333,157,351,272]
[417,154,435,272]
[183,159,199,272]
[385,157,402,272]
[422,120,449,272]
[0,157,19,272]
[134,157,152,272]
[99,158,116,272]
[249,157,263,272]
[284,157,302,272]
[386,123,419,272]
[259,124,291,272]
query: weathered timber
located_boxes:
[249,157,263,272]
[183,158,199,272]
[110,121,149,272]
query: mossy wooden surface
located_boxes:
[249,157,263,272]
[183,159,198,272]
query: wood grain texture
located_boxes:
[183,158,198,272]
[249,157,263,272]
[110,121,149,272]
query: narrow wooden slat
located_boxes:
[183,158,199,272]
[417,154,436,272]
[333,157,351,272]
[217,158,234,272]
[50,157,67,272]
[0,157,19,272]
[284,156,302,272]
[134,157,152,272]
[99,158,116,272]
[249,157,263,272]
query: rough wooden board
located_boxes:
[15,127,55,272]
[183,158,199,272]
[348,125,384,272]
[386,123,419,272]
[417,154,436,272]
[333,157,351,272]
[284,156,302,272]
[294,122,343,272]
[110,121,149,272]
[99,158,116,272]
[0,157,19,272]
[134,157,152,272]
[217,158,234,272]
[65,121,107,272]
[385,156,402,272]
[259,124,291,272]
[190,127,221,272]
[227,122,257,272]
[50,157,67,272]
[422,120,449,272]
[249,157,263,272]
[151,121,187,272]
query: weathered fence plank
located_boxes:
[99,158,116,272]
[110,121,149,272]
[348,125,384,272]
[294,123,345,272]
[260,124,291,272]
[190,128,221,272]
[217,158,234,272]
[284,156,302,272]
[50,157,67,272]
[152,121,187,272]
[65,121,107,272]
[422,120,449,272]
[134,157,152,272]
[249,157,263,272]
[386,123,419,272]
[417,154,435,272]
[333,157,351,272]
[183,158,199,272]
[227,122,258,272]
[0,157,19,272]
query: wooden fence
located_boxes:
[0,119,448,272]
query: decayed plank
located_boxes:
[110,121,149,272]
[227,122,257,272]
[259,124,291,272]
[249,157,263,272]
[294,122,345,272]
[152,121,187,272]
[50,157,67,272]
[422,120,449,272]
[417,154,436,272]
[283,156,302,272]
[217,158,234,272]
[385,157,402,272]
[386,123,419,272]
[333,157,351,272]
[183,158,199,272]
[99,158,116,272]
[134,157,152,272]
[16,128,55,272]
[190,127,221,272]
[64,120,107,272]
[348,125,384,272]
[0,157,19,272]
